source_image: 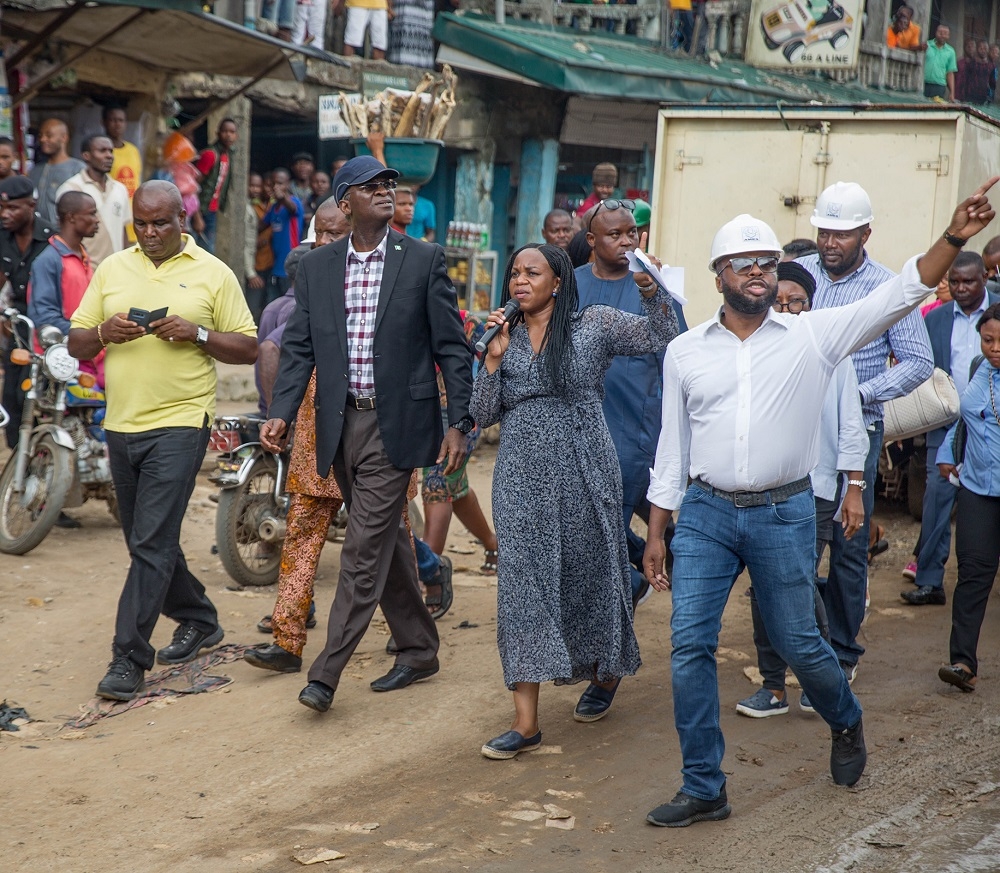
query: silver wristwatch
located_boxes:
[847,478,866,491]
[195,325,209,346]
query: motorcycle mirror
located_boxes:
[38,325,64,348]
[10,348,30,365]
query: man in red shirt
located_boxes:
[192,118,238,253]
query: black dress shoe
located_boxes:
[481,729,542,760]
[55,511,81,529]
[298,681,334,712]
[647,785,731,827]
[156,624,224,665]
[900,585,946,606]
[96,656,145,701]
[573,679,621,723]
[370,662,439,692]
[831,717,866,786]
[244,644,302,673]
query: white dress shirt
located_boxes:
[648,255,933,510]
[812,359,869,503]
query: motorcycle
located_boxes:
[0,309,116,554]
[208,413,350,588]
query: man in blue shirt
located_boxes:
[261,168,304,301]
[799,181,933,683]
[410,186,436,242]
[902,252,999,606]
[575,200,686,608]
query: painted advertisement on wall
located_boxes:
[745,0,862,69]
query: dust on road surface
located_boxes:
[3,441,999,873]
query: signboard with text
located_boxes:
[745,0,861,70]
[318,92,360,140]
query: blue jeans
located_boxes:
[259,0,295,28]
[198,209,218,254]
[823,421,881,666]
[414,536,441,584]
[915,438,959,589]
[671,484,862,800]
[106,425,217,670]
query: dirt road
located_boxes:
[3,441,999,873]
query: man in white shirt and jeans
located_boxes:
[642,180,997,827]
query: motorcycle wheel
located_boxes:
[0,435,74,555]
[215,455,282,587]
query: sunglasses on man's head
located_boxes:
[588,198,635,231]
[352,178,398,193]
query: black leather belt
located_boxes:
[347,394,376,410]
[692,476,811,508]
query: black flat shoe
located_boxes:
[573,679,622,723]
[298,681,334,712]
[55,512,81,529]
[900,585,946,606]
[370,662,439,692]
[647,786,731,827]
[244,644,302,673]
[481,729,542,760]
[939,664,976,692]
[156,624,224,665]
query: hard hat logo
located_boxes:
[741,226,761,241]
[825,202,843,218]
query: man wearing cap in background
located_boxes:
[798,182,933,686]
[574,162,619,226]
[259,155,473,714]
[642,180,997,826]
[0,175,55,447]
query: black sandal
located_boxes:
[480,548,498,576]
[424,555,454,620]
[938,664,976,693]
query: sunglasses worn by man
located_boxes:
[353,178,398,194]
[588,198,635,231]
[716,255,780,277]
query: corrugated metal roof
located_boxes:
[434,12,940,107]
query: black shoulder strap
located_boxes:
[970,354,985,381]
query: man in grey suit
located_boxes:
[261,156,474,712]
[902,251,1000,606]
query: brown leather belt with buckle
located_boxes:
[692,476,811,508]
[347,394,376,410]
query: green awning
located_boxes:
[433,12,934,107]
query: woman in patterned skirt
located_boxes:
[470,243,678,759]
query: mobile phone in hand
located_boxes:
[127,306,168,334]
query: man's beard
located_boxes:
[820,239,864,277]
[721,276,778,315]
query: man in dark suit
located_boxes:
[260,156,474,713]
[902,251,1000,606]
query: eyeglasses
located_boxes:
[718,256,780,276]
[353,178,398,193]
[588,198,635,231]
[773,300,809,314]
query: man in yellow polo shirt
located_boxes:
[69,180,257,701]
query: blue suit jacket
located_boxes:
[923,290,1000,448]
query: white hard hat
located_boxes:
[302,213,317,245]
[709,214,783,270]
[810,181,874,231]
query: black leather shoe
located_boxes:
[573,679,621,723]
[370,662,439,692]
[900,585,946,606]
[647,785,731,827]
[55,511,81,529]
[831,717,866,786]
[156,624,224,665]
[298,681,334,712]
[481,729,542,760]
[96,656,145,701]
[244,644,302,673]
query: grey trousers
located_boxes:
[307,404,439,689]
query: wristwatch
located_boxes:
[450,416,475,434]
[847,478,867,491]
[195,325,209,346]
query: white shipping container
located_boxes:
[650,106,1000,326]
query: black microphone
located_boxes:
[475,299,520,354]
